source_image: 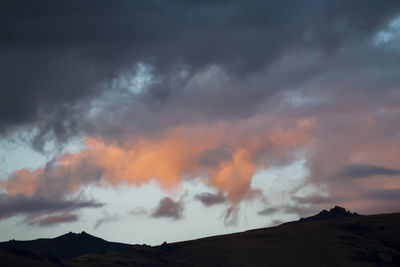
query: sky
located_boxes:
[1,0,400,245]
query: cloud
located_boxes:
[364,189,400,200]
[1,1,400,225]
[1,0,399,150]
[194,192,226,207]
[2,119,313,205]
[0,194,103,221]
[197,145,233,167]
[223,206,240,226]
[257,207,279,216]
[337,164,400,179]
[298,108,400,214]
[24,212,78,227]
[291,195,338,205]
[151,197,184,220]
[94,212,121,230]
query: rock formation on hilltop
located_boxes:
[299,206,360,222]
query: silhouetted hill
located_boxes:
[67,210,400,266]
[1,208,400,266]
[0,247,60,267]
[0,231,130,260]
[298,206,360,222]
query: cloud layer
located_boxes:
[1,1,400,144]
[2,119,312,207]
[1,1,400,227]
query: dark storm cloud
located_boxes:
[25,212,78,227]
[0,194,103,220]
[194,192,226,206]
[1,0,400,148]
[337,164,400,179]
[151,197,184,220]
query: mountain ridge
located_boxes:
[1,207,400,266]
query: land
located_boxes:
[1,207,399,266]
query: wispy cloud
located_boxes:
[94,212,122,230]
[24,212,78,227]
[337,164,400,179]
[0,194,103,223]
[364,189,400,200]
[257,207,279,216]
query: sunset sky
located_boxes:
[1,0,400,245]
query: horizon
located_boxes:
[1,0,400,246]
[1,205,377,244]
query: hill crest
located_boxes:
[299,206,360,222]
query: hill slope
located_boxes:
[0,231,130,261]
[1,208,400,266]
[68,212,400,266]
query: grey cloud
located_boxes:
[151,197,184,220]
[364,189,400,201]
[25,212,78,227]
[1,0,399,148]
[337,164,400,179]
[223,206,239,226]
[194,192,226,207]
[257,207,279,216]
[0,194,103,220]
[197,145,233,167]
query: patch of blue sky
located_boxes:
[111,62,159,94]
[0,130,84,179]
[373,15,400,45]
[88,62,160,118]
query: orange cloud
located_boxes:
[3,168,39,197]
[3,119,314,203]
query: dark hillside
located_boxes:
[2,209,400,266]
[0,231,130,260]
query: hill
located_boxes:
[0,231,130,261]
[1,207,400,266]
